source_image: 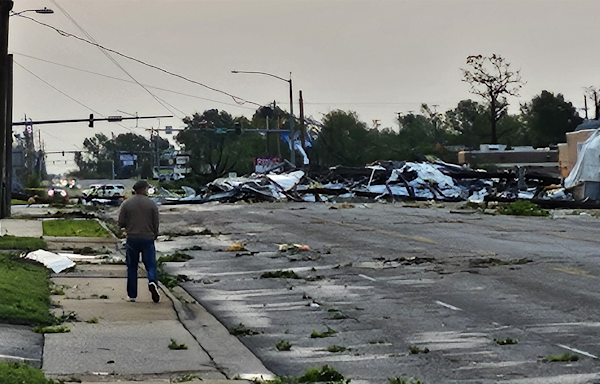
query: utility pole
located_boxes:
[299,90,306,152]
[3,53,11,216]
[0,0,12,218]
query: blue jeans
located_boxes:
[125,237,158,299]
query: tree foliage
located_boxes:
[462,54,525,144]
[521,90,583,147]
[176,109,265,183]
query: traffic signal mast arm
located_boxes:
[12,114,173,126]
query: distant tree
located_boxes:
[397,111,435,149]
[462,54,525,144]
[313,110,376,167]
[443,99,488,148]
[520,91,583,147]
[177,109,264,182]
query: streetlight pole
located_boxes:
[0,4,53,217]
[0,0,13,218]
[231,70,295,166]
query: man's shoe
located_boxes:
[149,282,160,303]
[127,297,136,302]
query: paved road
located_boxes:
[156,202,600,384]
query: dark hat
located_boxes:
[132,180,150,192]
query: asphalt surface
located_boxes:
[152,202,600,384]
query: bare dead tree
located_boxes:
[462,54,525,144]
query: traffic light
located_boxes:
[234,122,241,135]
[88,113,94,128]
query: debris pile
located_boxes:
[157,160,580,206]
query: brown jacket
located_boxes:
[118,194,159,239]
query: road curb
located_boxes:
[159,282,275,381]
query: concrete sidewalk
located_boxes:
[44,264,274,383]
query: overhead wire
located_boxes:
[48,0,182,119]
[15,13,262,108]
[14,61,137,133]
[12,52,257,110]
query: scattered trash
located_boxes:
[24,249,76,273]
[226,242,248,252]
[279,243,311,252]
[495,337,518,345]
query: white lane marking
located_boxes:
[557,344,598,359]
[435,300,462,311]
[358,274,376,281]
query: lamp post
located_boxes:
[11,7,54,16]
[0,3,53,218]
[231,70,295,166]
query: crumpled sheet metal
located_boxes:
[25,249,76,273]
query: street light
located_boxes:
[231,70,295,166]
[0,2,53,218]
[10,7,54,16]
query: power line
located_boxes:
[14,61,138,133]
[13,52,258,112]
[15,13,262,108]
[12,52,256,111]
[49,0,182,119]
[15,61,102,115]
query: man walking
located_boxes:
[118,180,160,303]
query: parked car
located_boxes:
[82,184,126,198]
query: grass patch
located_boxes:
[408,345,430,354]
[0,253,54,325]
[327,345,346,353]
[158,252,193,262]
[229,323,260,336]
[311,326,337,338]
[42,219,110,237]
[276,340,292,351]
[11,199,28,205]
[0,362,55,384]
[157,261,190,289]
[498,200,549,217]
[55,310,77,323]
[87,317,99,324]
[168,338,188,350]
[181,245,203,251]
[494,337,518,345]
[261,270,301,279]
[388,378,425,384]
[33,325,70,333]
[0,235,47,251]
[543,353,579,362]
[255,365,348,384]
[330,311,349,320]
[50,284,66,296]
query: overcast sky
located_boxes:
[10,0,600,174]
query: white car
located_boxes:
[83,184,126,198]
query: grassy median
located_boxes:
[0,253,54,325]
[0,236,46,250]
[42,219,110,237]
[0,362,55,384]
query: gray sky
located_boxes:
[10,0,599,174]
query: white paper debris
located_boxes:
[25,249,76,273]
